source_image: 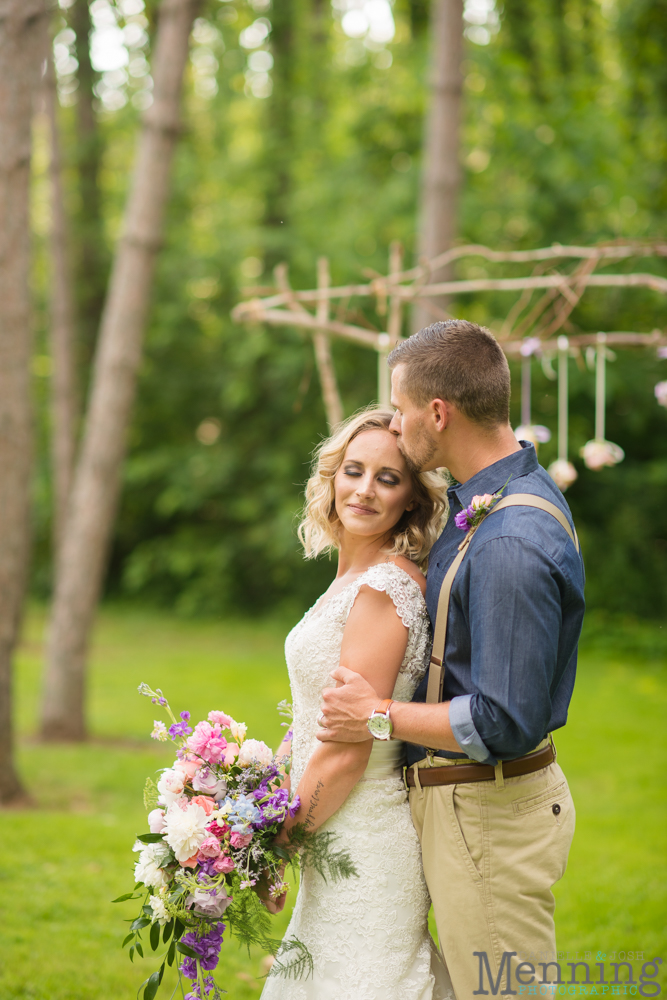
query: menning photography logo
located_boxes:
[472,952,664,997]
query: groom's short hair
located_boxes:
[387,320,511,427]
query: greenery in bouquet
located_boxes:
[114,684,355,999]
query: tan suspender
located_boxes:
[425,493,580,705]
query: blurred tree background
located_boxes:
[31,0,667,622]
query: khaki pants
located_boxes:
[410,758,575,1000]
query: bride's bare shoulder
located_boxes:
[383,555,427,597]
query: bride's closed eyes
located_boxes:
[342,462,402,487]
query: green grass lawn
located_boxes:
[1,605,666,999]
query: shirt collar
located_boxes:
[447,442,538,509]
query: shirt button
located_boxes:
[552,803,561,816]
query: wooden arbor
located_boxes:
[232,240,667,430]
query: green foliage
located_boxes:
[30,0,667,617]
[268,938,314,980]
[287,825,359,883]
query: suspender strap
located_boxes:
[425,493,579,705]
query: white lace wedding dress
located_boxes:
[261,562,454,1000]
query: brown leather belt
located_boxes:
[404,741,555,787]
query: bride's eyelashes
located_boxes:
[342,464,401,487]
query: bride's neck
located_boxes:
[335,531,392,579]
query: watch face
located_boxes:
[368,713,392,740]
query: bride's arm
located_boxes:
[278,585,409,839]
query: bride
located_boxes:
[261,407,453,1000]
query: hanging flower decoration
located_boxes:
[547,459,578,492]
[520,337,542,358]
[655,381,667,408]
[580,439,625,470]
[514,424,552,447]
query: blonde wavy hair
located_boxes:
[298,407,448,569]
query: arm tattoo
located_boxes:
[305,779,324,830]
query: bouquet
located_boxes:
[114,683,355,1000]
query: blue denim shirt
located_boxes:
[406,443,585,767]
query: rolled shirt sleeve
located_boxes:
[448,694,495,764]
[465,535,564,761]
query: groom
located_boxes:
[317,320,585,999]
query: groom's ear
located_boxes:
[430,398,450,432]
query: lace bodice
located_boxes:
[261,561,453,1000]
[285,561,431,790]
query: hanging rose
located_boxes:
[654,381,667,409]
[580,439,624,471]
[547,459,578,491]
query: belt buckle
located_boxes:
[402,765,409,792]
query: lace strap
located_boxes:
[344,562,426,631]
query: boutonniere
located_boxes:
[454,477,511,534]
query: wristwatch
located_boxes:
[367,699,394,741]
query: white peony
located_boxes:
[192,768,227,799]
[237,738,273,767]
[163,801,209,863]
[229,719,247,744]
[157,768,186,806]
[134,843,171,889]
[149,893,170,926]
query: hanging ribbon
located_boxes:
[580,332,624,470]
[548,336,578,491]
[514,337,551,448]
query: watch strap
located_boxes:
[373,698,393,718]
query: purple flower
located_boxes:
[288,794,301,817]
[454,508,471,531]
[159,697,167,706]
[179,923,225,980]
[169,720,193,738]
[184,977,217,1000]
[180,710,191,721]
[252,787,290,829]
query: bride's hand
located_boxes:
[256,863,288,914]
[317,666,378,743]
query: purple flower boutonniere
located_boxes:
[454,478,511,534]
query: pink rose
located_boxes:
[206,820,229,839]
[222,742,239,767]
[191,795,216,816]
[198,836,221,859]
[208,710,233,728]
[186,721,228,766]
[147,808,166,834]
[213,855,235,873]
[176,755,203,778]
[230,831,253,849]
[471,493,494,510]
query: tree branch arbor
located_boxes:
[0,0,48,803]
[40,0,201,742]
[233,240,667,402]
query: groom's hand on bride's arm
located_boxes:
[317,666,378,742]
[319,667,464,754]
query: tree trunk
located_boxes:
[413,0,463,332]
[70,0,107,367]
[44,50,78,552]
[40,0,200,741]
[0,0,47,803]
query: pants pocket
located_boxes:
[512,779,569,817]
[448,784,484,884]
